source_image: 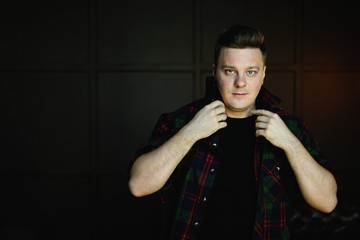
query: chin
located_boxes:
[226,101,248,110]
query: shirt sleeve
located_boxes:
[285,116,335,210]
[291,117,331,171]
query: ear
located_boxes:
[262,65,266,82]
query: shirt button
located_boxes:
[210,168,215,173]
[203,197,207,202]
[194,222,199,226]
[276,166,280,171]
[212,142,217,148]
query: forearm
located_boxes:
[283,136,338,213]
[128,125,198,197]
[129,100,227,197]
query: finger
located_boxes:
[218,121,227,129]
[209,100,225,109]
[251,109,273,117]
[205,101,225,115]
[214,106,226,116]
[218,113,227,122]
[255,129,265,137]
[213,107,226,118]
[255,122,267,129]
[255,115,269,123]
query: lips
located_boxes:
[232,92,247,96]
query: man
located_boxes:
[128,25,337,239]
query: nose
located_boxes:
[234,74,247,87]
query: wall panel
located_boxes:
[0,176,92,239]
[303,71,360,205]
[0,73,90,173]
[263,71,296,114]
[303,1,360,66]
[98,175,161,239]
[0,1,89,67]
[302,73,360,166]
[202,0,297,65]
[0,0,359,239]
[97,0,194,65]
[98,72,193,173]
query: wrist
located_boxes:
[177,124,199,146]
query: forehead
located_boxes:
[218,47,264,67]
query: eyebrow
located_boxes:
[220,64,260,70]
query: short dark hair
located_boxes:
[214,25,267,65]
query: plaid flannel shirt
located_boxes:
[131,85,329,240]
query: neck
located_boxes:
[225,105,256,119]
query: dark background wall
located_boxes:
[0,0,359,239]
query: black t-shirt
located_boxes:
[198,115,258,239]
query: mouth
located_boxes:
[232,92,247,96]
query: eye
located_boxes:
[224,69,235,75]
[247,70,257,76]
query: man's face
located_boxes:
[214,47,266,118]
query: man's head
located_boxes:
[213,25,267,118]
[214,25,267,66]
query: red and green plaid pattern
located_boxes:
[131,86,329,240]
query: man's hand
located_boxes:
[251,109,338,213]
[251,109,296,149]
[184,100,227,141]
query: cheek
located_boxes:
[217,79,228,94]
[256,77,265,87]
